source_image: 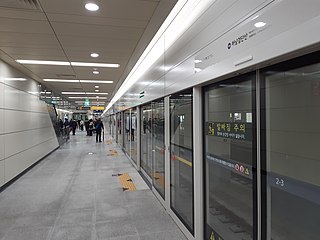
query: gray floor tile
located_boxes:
[56,209,94,226]
[0,132,186,240]
[2,226,51,240]
[139,230,187,240]
[50,225,93,240]
[95,220,137,239]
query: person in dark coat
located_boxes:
[70,119,77,135]
[94,118,104,142]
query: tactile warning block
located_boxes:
[119,173,136,191]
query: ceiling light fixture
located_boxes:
[91,53,99,58]
[43,79,113,84]
[85,3,99,11]
[62,92,108,95]
[80,80,113,84]
[4,77,27,81]
[254,21,266,28]
[93,70,99,74]
[69,96,107,99]
[16,60,119,68]
[95,90,99,92]
[95,86,99,88]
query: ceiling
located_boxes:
[0,0,177,108]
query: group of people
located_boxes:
[85,118,104,142]
[58,117,104,143]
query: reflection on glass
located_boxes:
[170,90,194,232]
[131,108,137,163]
[262,56,320,240]
[117,113,123,147]
[152,99,165,198]
[124,110,130,151]
[204,74,255,240]
[141,104,152,178]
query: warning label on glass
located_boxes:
[206,122,252,141]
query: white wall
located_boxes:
[116,0,320,110]
[0,60,59,188]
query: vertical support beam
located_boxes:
[164,96,171,210]
[256,70,262,240]
[137,106,141,171]
[193,86,204,240]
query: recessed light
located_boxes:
[95,86,99,88]
[85,3,99,11]
[194,60,202,63]
[91,53,99,58]
[93,70,99,75]
[254,22,266,28]
[95,90,99,92]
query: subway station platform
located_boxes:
[0,132,186,240]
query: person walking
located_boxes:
[94,118,104,142]
[70,119,77,135]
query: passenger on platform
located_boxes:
[70,119,77,135]
[85,120,90,136]
[88,119,94,136]
[94,118,104,142]
[79,120,84,131]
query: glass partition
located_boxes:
[170,89,194,232]
[261,52,320,240]
[204,74,256,240]
[152,99,165,199]
[117,112,123,147]
[124,110,131,152]
[141,104,153,178]
[131,108,138,164]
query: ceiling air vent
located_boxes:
[0,0,41,10]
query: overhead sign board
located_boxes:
[91,106,105,111]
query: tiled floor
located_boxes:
[0,131,187,240]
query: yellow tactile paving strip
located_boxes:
[119,173,136,191]
[107,149,118,156]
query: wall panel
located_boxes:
[4,138,58,183]
[0,160,4,187]
[0,59,59,188]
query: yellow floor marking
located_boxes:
[107,149,118,156]
[106,140,112,145]
[119,173,136,191]
[173,155,192,167]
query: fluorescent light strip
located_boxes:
[4,77,27,81]
[68,97,107,99]
[103,0,214,115]
[16,60,119,68]
[80,80,113,84]
[43,79,113,84]
[44,79,79,83]
[62,92,108,95]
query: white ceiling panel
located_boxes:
[51,22,144,40]
[0,18,51,34]
[47,13,148,28]
[40,0,159,20]
[0,32,58,47]
[0,0,177,110]
[0,8,45,21]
